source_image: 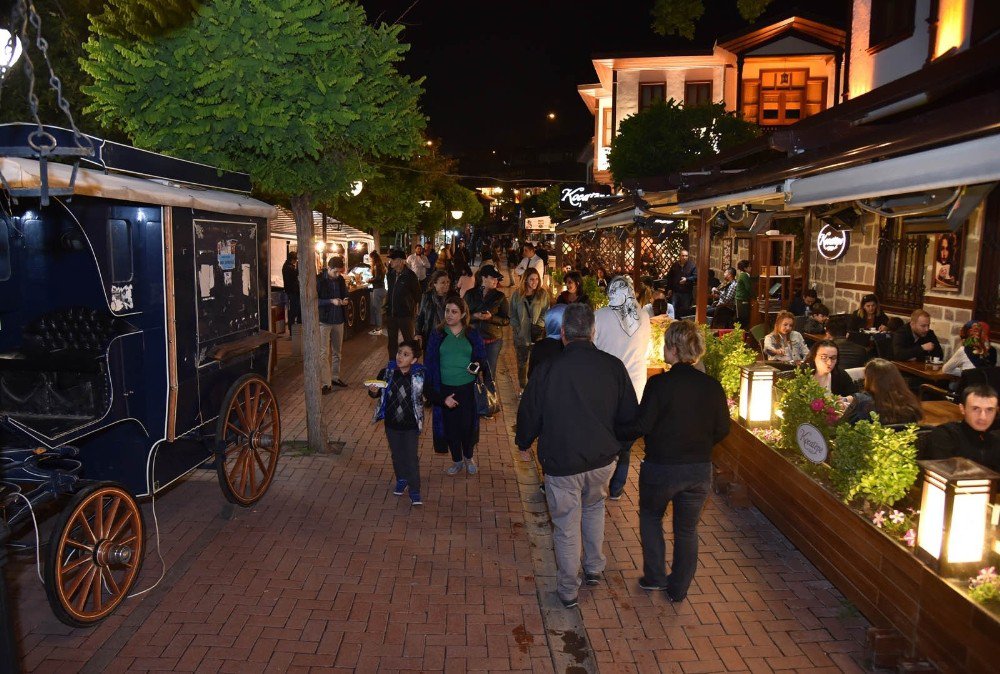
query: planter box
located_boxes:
[715,422,1000,674]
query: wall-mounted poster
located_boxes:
[931,229,963,292]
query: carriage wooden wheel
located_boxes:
[44,482,145,627]
[216,374,281,506]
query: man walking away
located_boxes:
[516,304,639,608]
[317,256,349,394]
[384,249,422,360]
[281,251,300,335]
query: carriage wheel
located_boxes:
[358,294,368,324]
[344,298,355,328]
[216,374,281,506]
[45,482,144,627]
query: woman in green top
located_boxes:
[425,296,491,475]
[510,267,551,389]
[734,259,753,328]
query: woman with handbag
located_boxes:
[510,267,550,390]
[425,296,491,476]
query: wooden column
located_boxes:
[695,209,711,324]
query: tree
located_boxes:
[651,0,773,39]
[608,100,759,184]
[83,0,425,454]
[521,185,564,222]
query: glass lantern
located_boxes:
[738,363,778,428]
[915,458,1000,577]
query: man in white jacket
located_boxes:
[513,242,546,288]
[594,275,651,499]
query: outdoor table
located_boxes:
[803,332,827,343]
[919,400,963,426]
[892,360,959,384]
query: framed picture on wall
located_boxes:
[931,228,963,292]
[723,238,733,269]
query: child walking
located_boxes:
[369,340,431,505]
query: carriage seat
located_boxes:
[0,308,132,432]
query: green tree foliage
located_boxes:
[608,100,759,184]
[89,0,203,41]
[651,0,774,38]
[832,418,919,508]
[521,185,564,222]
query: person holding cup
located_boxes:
[892,309,944,363]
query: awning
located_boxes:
[270,206,374,246]
[555,197,633,235]
[0,156,276,219]
[783,134,1000,208]
[674,184,786,212]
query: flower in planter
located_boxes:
[969,567,1000,604]
[903,529,916,547]
[810,398,825,412]
[889,510,905,525]
[872,511,886,528]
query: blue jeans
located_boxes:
[638,461,712,599]
[483,339,503,383]
[608,440,633,496]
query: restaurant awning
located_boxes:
[674,184,786,212]
[555,190,685,235]
[782,134,1000,208]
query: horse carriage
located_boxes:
[0,124,282,626]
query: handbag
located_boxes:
[474,362,501,417]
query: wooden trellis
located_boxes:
[557,227,687,283]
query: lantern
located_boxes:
[738,363,777,428]
[915,458,1000,577]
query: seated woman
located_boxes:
[845,358,923,425]
[555,271,590,306]
[763,310,809,364]
[943,320,997,376]
[848,293,890,332]
[806,340,858,397]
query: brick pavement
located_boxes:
[10,317,869,673]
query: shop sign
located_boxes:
[796,423,829,464]
[816,223,851,261]
[524,216,553,231]
[559,184,613,211]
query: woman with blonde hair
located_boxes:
[510,267,551,389]
[763,310,808,363]
[846,358,923,425]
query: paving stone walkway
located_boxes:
[10,316,869,672]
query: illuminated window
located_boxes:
[875,219,927,313]
[684,81,712,107]
[601,107,613,147]
[639,83,666,112]
[743,70,824,127]
[869,0,916,52]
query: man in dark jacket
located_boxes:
[516,303,639,608]
[384,249,422,360]
[892,309,943,362]
[281,251,300,335]
[920,384,1000,471]
[317,256,349,394]
[664,249,697,318]
[828,316,868,370]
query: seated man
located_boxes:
[892,309,943,362]
[801,303,831,337]
[790,288,820,317]
[919,384,1000,471]
[828,315,868,370]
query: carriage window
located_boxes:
[108,219,133,283]
[0,220,10,281]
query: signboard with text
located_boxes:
[816,223,851,261]
[559,184,614,212]
[524,216,554,231]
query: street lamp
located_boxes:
[450,210,463,221]
[350,180,363,197]
[1,29,23,79]
[915,457,999,577]
[547,112,556,121]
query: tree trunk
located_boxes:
[290,194,326,453]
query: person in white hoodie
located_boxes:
[594,275,651,499]
[513,241,546,288]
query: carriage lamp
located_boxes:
[1,29,22,78]
[915,458,1000,577]
[450,210,464,221]
[738,363,778,428]
[350,180,364,197]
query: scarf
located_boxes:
[607,276,641,337]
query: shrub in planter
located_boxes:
[776,369,837,452]
[582,276,609,309]
[702,326,756,398]
[646,317,671,369]
[969,567,1000,604]
[831,416,919,509]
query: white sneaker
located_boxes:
[465,458,478,475]
[445,461,464,475]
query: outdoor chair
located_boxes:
[749,323,769,356]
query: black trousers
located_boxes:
[440,382,477,462]
[386,316,415,360]
[385,427,420,492]
[287,293,301,328]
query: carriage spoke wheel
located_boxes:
[217,375,281,506]
[45,482,144,627]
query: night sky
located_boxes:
[359,0,849,177]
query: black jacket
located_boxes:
[465,287,510,341]
[618,363,730,465]
[516,341,639,476]
[892,326,944,362]
[849,311,889,332]
[833,337,868,370]
[920,422,1000,472]
[385,266,421,319]
[666,260,697,295]
[316,273,348,325]
[527,338,563,380]
[281,260,299,294]
[415,291,447,339]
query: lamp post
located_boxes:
[915,457,1000,577]
[738,363,778,428]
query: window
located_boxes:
[601,107,613,147]
[108,219,133,283]
[875,218,928,312]
[684,81,713,107]
[742,70,825,126]
[869,0,916,52]
[639,83,666,112]
[0,219,10,282]
[974,189,1000,333]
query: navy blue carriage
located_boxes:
[0,124,282,626]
